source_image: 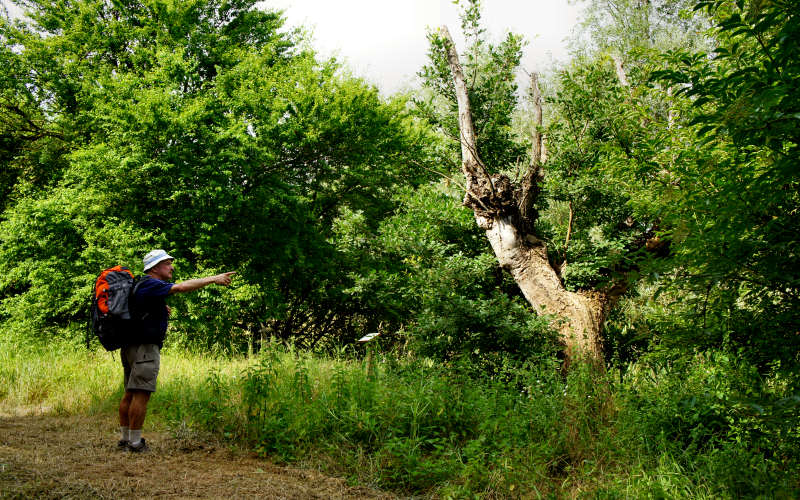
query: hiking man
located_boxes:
[118,249,235,452]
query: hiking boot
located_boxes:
[116,439,130,451]
[127,438,148,453]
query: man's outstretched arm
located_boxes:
[169,272,236,294]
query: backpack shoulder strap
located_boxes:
[129,275,154,321]
[132,275,152,296]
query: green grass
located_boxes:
[0,339,249,417]
[2,339,798,498]
[0,341,116,415]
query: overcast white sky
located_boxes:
[266,0,584,94]
[3,0,584,95]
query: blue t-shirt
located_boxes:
[132,277,174,346]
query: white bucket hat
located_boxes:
[143,249,174,271]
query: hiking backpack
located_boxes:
[89,266,147,351]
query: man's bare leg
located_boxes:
[128,390,151,430]
[120,389,151,450]
[119,390,133,427]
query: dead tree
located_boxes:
[440,26,612,363]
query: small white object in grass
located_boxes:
[357,332,381,343]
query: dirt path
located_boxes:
[0,413,395,499]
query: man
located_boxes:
[117,249,235,452]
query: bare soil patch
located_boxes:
[0,413,395,499]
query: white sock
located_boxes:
[129,429,142,445]
[120,426,130,442]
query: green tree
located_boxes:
[551,0,799,375]
[0,0,436,349]
[646,0,800,371]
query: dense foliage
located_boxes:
[335,182,559,371]
[649,0,800,372]
[0,0,439,350]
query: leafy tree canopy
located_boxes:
[0,0,438,348]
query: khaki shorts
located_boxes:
[121,344,161,393]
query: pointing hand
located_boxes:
[215,271,236,286]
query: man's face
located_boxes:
[150,259,174,281]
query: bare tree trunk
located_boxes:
[519,72,543,235]
[666,85,675,130]
[612,54,630,88]
[479,216,605,359]
[440,26,606,362]
[561,201,574,273]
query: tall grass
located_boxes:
[0,338,249,417]
[0,339,118,415]
[165,346,579,495]
[2,338,798,497]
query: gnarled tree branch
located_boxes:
[518,72,544,234]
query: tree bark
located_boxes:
[439,26,606,362]
[478,216,605,359]
[612,54,630,88]
[519,72,543,236]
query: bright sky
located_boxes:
[265,0,584,95]
[3,0,584,95]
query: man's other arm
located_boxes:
[169,272,236,294]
